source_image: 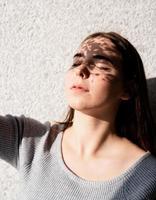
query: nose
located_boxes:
[75,62,91,79]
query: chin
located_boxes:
[68,103,87,111]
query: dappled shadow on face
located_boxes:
[70,37,124,84]
[79,37,123,70]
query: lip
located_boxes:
[71,88,88,93]
[70,84,89,91]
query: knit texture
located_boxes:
[0,114,156,200]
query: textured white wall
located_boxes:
[0,0,156,199]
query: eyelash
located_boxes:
[71,63,80,67]
[98,67,111,71]
[71,63,111,72]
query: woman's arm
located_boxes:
[0,114,25,168]
[0,114,51,170]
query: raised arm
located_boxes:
[0,114,25,168]
[0,114,51,170]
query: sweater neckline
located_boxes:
[56,129,151,187]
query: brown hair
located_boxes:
[53,32,156,156]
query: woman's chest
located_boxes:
[61,144,130,181]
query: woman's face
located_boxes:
[64,36,126,117]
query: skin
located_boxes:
[63,36,146,166]
[65,37,127,118]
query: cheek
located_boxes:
[93,83,111,99]
[90,76,110,93]
[91,77,122,99]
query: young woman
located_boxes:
[0,32,156,200]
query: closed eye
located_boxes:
[95,63,112,71]
[71,63,80,67]
[98,67,111,71]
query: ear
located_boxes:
[119,87,131,101]
[119,80,135,101]
[120,93,130,101]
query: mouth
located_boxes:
[71,87,87,92]
[70,85,89,93]
[71,84,89,92]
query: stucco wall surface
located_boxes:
[0,0,156,199]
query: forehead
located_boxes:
[75,36,122,62]
[73,36,123,71]
[80,37,116,51]
[77,36,120,57]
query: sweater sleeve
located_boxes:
[0,114,48,169]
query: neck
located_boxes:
[65,110,123,160]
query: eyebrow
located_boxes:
[73,53,84,58]
[73,53,114,65]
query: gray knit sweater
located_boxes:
[0,114,156,200]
